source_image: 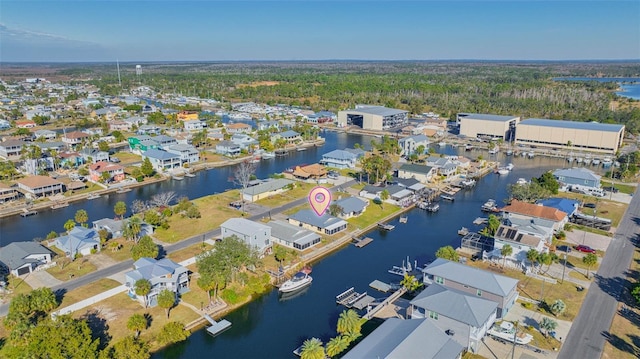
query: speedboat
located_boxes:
[481,199,497,212]
[279,269,313,293]
[516,178,528,186]
[488,321,533,345]
[497,168,509,175]
[506,163,514,171]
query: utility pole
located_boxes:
[561,253,567,284]
[511,321,518,359]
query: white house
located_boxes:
[52,227,101,258]
[184,120,208,131]
[399,134,430,155]
[320,149,359,169]
[490,224,548,264]
[0,242,54,276]
[142,149,182,171]
[166,144,199,164]
[220,218,272,255]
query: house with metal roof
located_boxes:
[399,134,430,155]
[536,198,580,217]
[272,130,301,144]
[457,113,520,141]
[333,196,369,219]
[142,149,181,171]
[422,258,519,319]
[516,119,624,154]
[288,209,348,235]
[320,149,359,169]
[0,242,54,276]
[215,140,241,156]
[166,144,199,164]
[124,258,189,307]
[231,133,259,150]
[490,224,547,264]
[410,284,498,353]
[501,199,568,233]
[242,178,293,202]
[265,220,321,251]
[52,226,101,258]
[343,317,464,359]
[398,163,436,183]
[553,167,601,189]
[338,105,409,131]
[128,135,160,153]
[220,218,272,255]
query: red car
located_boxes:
[575,245,597,254]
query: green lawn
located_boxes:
[256,182,332,208]
[167,243,213,263]
[347,202,401,230]
[100,238,136,262]
[601,180,637,194]
[113,152,142,165]
[58,278,121,308]
[46,258,98,281]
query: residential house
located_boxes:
[422,258,519,319]
[220,218,272,255]
[166,144,199,164]
[0,183,19,203]
[343,318,464,359]
[58,151,84,168]
[92,106,120,119]
[137,124,161,135]
[264,220,321,251]
[289,164,327,181]
[225,122,252,134]
[15,119,36,129]
[553,167,601,189]
[490,224,548,264]
[395,177,428,194]
[88,161,125,182]
[0,139,25,159]
[93,218,153,239]
[124,258,189,307]
[108,120,131,132]
[536,198,580,217]
[287,209,348,235]
[242,178,293,202]
[33,129,57,140]
[503,217,555,244]
[273,130,301,144]
[183,120,207,131]
[0,242,54,276]
[398,163,436,183]
[399,134,430,155]
[152,135,178,149]
[33,141,65,153]
[501,200,568,233]
[123,96,140,105]
[215,141,241,156]
[359,185,384,200]
[80,148,110,163]
[52,226,101,258]
[0,119,11,130]
[62,131,90,148]
[320,149,359,169]
[128,135,159,154]
[142,149,181,171]
[16,175,64,198]
[124,116,147,128]
[332,196,368,219]
[231,133,259,151]
[257,121,280,131]
[410,284,498,353]
[306,111,337,124]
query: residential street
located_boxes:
[559,186,640,359]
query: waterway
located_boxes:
[153,150,571,359]
[554,77,640,100]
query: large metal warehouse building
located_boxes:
[338,105,408,131]
[515,119,625,154]
[457,113,520,141]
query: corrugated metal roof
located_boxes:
[411,284,498,327]
[424,258,518,296]
[520,118,624,132]
[459,113,519,122]
[344,106,408,117]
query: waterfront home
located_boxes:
[58,151,84,168]
[225,122,252,134]
[257,120,280,131]
[425,156,458,177]
[394,177,428,194]
[220,218,271,255]
[108,120,132,132]
[241,178,293,202]
[62,131,90,148]
[80,148,110,163]
[0,242,54,276]
[343,317,464,359]
[93,218,153,239]
[231,133,259,150]
[166,144,199,164]
[124,258,189,307]
[88,161,125,182]
[0,183,19,203]
[320,149,359,169]
[359,185,384,199]
[332,196,369,219]
[52,226,101,258]
[306,111,336,124]
[410,284,498,354]
[422,258,519,318]
[265,220,321,251]
[183,120,207,131]
[504,217,555,244]
[553,167,601,189]
[490,224,547,265]
[398,163,436,183]
[123,116,148,128]
[152,135,178,149]
[289,164,327,181]
[398,134,430,155]
[287,209,348,235]
[16,175,64,198]
[137,124,162,135]
[92,106,120,120]
[501,200,568,233]
[536,198,580,217]
[0,119,11,130]
[0,139,25,159]
[15,119,37,129]
[128,135,160,154]
[215,140,242,156]
[272,130,302,144]
[142,149,181,172]
[33,129,57,140]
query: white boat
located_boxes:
[527,151,535,158]
[481,199,498,212]
[592,158,600,166]
[87,193,101,200]
[488,146,499,155]
[516,178,528,186]
[296,147,307,152]
[584,155,592,165]
[576,157,583,164]
[567,156,574,163]
[488,321,533,345]
[279,270,313,293]
[497,168,509,175]
[261,152,276,159]
[506,163,514,171]
[465,144,473,151]
[505,149,513,156]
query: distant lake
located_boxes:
[553,77,640,100]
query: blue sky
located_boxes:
[1,1,639,62]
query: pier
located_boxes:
[335,287,375,310]
[203,314,232,336]
[353,236,373,248]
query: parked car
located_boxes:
[556,245,572,253]
[584,203,596,209]
[575,245,597,254]
[109,157,121,163]
[602,186,619,193]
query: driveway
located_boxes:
[564,229,612,252]
[23,270,63,289]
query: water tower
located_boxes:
[135,64,142,76]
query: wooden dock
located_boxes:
[353,237,373,248]
[20,208,38,217]
[335,287,375,310]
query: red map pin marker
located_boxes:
[309,186,332,216]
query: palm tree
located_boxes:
[400,273,422,292]
[157,289,176,319]
[337,309,362,336]
[500,244,513,268]
[583,253,598,278]
[123,217,143,242]
[526,249,539,266]
[134,279,152,308]
[127,313,147,338]
[114,201,127,219]
[300,338,324,359]
[540,317,558,337]
[63,219,76,233]
[550,299,566,317]
[74,209,89,228]
[325,336,349,358]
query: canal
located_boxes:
[154,151,570,359]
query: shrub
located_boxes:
[221,289,244,305]
[522,302,533,309]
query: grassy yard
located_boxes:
[522,325,563,351]
[166,243,213,263]
[63,182,103,197]
[100,238,136,262]
[113,152,142,165]
[153,190,243,243]
[347,202,401,230]
[256,182,332,208]
[469,261,587,321]
[46,258,98,281]
[601,180,637,195]
[557,192,628,227]
[58,278,121,308]
[73,292,200,352]
[0,276,33,302]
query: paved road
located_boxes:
[559,186,640,359]
[0,180,355,317]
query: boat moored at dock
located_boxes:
[279,267,313,293]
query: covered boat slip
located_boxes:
[335,287,375,310]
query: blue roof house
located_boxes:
[288,209,348,235]
[124,258,189,307]
[52,226,101,258]
[142,149,181,172]
[537,198,580,217]
[553,168,601,189]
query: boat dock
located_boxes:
[203,314,232,336]
[473,217,488,225]
[335,287,375,310]
[50,201,69,209]
[399,216,408,223]
[369,280,399,293]
[353,236,373,248]
[20,208,38,217]
[377,222,395,231]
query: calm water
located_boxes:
[0,131,374,245]
[153,151,569,359]
[554,77,640,100]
